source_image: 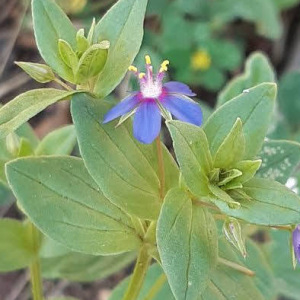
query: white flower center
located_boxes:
[141,81,162,99]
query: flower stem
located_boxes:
[54,77,72,91]
[122,246,151,300]
[143,273,167,300]
[155,136,165,201]
[218,257,255,277]
[29,222,44,300]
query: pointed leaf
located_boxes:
[167,120,212,197]
[0,89,77,139]
[214,118,245,168]
[204,83,276,159]
[71,93,179,220]
[215,178,300,225]
[32,0,76,81]
[6,156,141,255]
[233,159,261,184]
[157,188,218,299]
[93,0,148,97]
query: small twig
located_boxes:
[54,78,72,91]
[270,225,292,231]
[218,257,255,277]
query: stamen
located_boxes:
[159,60,170,73]
[145,55,151,65]
[128,65,138,72]
[139,73,145,79]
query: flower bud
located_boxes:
[15,62,55,83]
[223,217,247,258]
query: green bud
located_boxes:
[15,62,55,83]
[223,217,247,258]
[6,133,20,156]
[76,29,89,57]
[87,18,96,44]
[58,39,79,71]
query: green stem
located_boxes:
[218,257,255,277]
[29,222,44,300]
[54,77,72,91]
[122,246,151,300]
[155,136,165,201]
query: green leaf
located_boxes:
[93,0,148,97]
[110,264,174,300]
[256,139,300,184]
[6,156,142,255]
[71,93,179,220]
[208,183,241,209]
[15,61,55,83]
[0,219,35,271]
[217,52,275,107]
[278,71,300,129]
[157,188,218,299]
[42,251,135,282]
[75,42,109,84]
[58,39,78,72]
[35,125,76,156]
[266,229,300,299]
[215,178,300,225]
[167,121,212,197]
[0,89,77,139]
[233,160,262,184]
[214,118,245,168]
[204,83,276,159]
[32,0,76,81]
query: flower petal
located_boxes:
[103,93,139,123]
[163,81,196,96]
[161,95,203,126]
[133,101,161,144]
[293,225,300,262]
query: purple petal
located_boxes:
[133,101,161,144]
[103,93,139,123]
[163,81,196,96]
[293,225,300,263]
[161,95,203,126]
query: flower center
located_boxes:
[141,81,162,99]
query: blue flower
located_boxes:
[293,225,300,264]
[103,55,203,144]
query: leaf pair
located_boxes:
[32,0,147,97]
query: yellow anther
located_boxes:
[191,50,211,71]
[128,65,138,72]
[159,60,170,72]
[139,72,145,79]
[145,55,151,65]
